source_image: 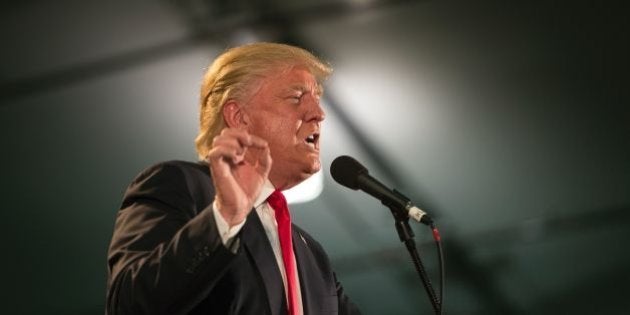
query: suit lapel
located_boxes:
[241,211,286,315]
[293,226,318,315]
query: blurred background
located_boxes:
[2,0,629,314]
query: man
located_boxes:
[106,42,361,315]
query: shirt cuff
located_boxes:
[213,201,246,246]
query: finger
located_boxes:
[212,136,246,156]
[219,128,254,147]
[258,145,272,174]
[219,128,270,150]
[211,131,257,164]
[207,145,246,165]
[243,144,272,175]
[247,134,269,149]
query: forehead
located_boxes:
[262,65,319,92]
[243,65,322,105]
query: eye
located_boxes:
[289,93,303,103]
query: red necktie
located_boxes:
[267,190,299,315]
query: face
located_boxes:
[242,65,325,190]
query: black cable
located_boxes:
[430,223,445,315]
[403,237,441,314]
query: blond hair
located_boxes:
[194,42,333,160]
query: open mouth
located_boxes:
[304,133,320,149]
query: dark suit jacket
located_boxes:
[106,160,360,315]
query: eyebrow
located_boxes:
[285,84,323,96]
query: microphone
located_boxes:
[330,155,433,225]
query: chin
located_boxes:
[307,158,321,173]
[298,160,321,179]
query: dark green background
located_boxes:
[2,1,629,314]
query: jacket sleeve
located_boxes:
[106,162,237,315]
[335,271,363,315]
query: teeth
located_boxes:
[306,134,316,143]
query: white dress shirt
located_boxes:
[213,180,304,315]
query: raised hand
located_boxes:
[207,128,272,227]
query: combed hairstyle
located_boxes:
[194,42,333,160]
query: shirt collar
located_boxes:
[254,178,276,207]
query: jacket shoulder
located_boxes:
[121,160,213,214]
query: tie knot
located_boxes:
[267,189,287,209]
[267,189,290,219]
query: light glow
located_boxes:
[284,170,324,204]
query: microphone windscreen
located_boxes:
[330,155,368,190]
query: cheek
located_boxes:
[252,111,300,142]
[274,119,299,139]
[252,117,278,137]
[264,121,293,147]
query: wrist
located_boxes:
[214,200,247,227]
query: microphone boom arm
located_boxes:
[383,194,441,314]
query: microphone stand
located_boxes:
[384,190,441,315]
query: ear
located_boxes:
[222,100,248,129]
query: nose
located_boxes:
[304,93,326,122]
